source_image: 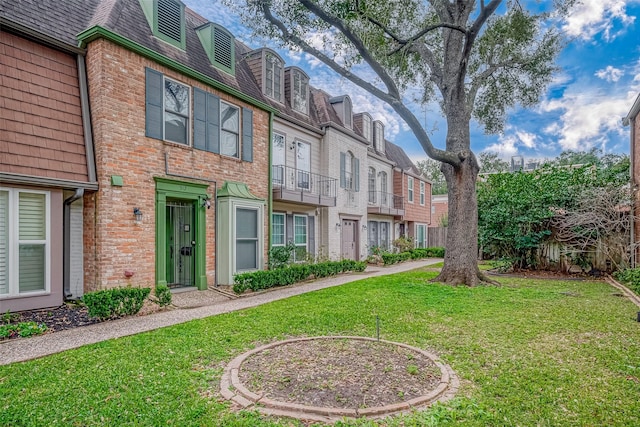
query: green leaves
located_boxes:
[478,165,595,268]
[82,287,152,320]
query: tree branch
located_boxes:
[297,0,401,99]
[256,0,459,166]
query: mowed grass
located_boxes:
[1,269,640,426]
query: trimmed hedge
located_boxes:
[382,247,445,265]
[83,287,151,320]
[381,251,412,265]
[233,260,366,294]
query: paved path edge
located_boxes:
[0,259,443,366]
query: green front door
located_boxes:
[166,200,195,288]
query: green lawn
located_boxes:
[2,268,640,426]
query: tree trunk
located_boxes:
[432,107,494,286]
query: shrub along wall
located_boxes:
[382,247,445,265]
[233,260,366,294]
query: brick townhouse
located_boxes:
[625,93,640,266]
[2,0,272,311]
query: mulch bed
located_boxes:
[10,303,100,333]
[238,338,442,409]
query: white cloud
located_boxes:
[484,128,541,158]
[515,130,538,149]
[562,0,636,41]
[540,90,637,151]
[595,65,624,82]
[484,134,519,158]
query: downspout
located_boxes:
[77,55,97,184]
[268,112,274,270]
[63,188,84,299]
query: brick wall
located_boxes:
[633,116,640,265]
[394,171,430,224]
[0,32,88,182]
[83,39,270,290]
[431,197,448,227]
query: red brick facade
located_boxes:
[394,171,431,224]
[430,196,448,227]
[1,32,88,182]
[83,39,270,290]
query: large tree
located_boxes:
[235,0,571,285]
[416,159,447,195]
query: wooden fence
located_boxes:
[428,227,447,248]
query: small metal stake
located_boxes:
[637,311,640,323]
[376,315,380,341]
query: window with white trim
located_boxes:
[292,69,309,113]
[362,114,372,142]
[374,121,384,152]
[293,215,307,262]
[343,97,353,129]
[368,167,376,204]
[272,133,286,185]
[0,189,50,297]
[220,101,240,157]
[420,181,425,205]
[379,171,388,206]
[265,52,283,102]
[416,224,427,248]
[164,77,190,145]
[408,177,414,203]
[236,207,259,271]
[271,213,285,246]
[367,220,390,252]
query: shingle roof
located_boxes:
[2,0,425,176]
[385,140,422,176]
[2,0,102,46]
[2,0,266,105]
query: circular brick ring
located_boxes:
[220,336,459,423]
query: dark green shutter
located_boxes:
[242,108,253,162]
[354,158,360,192]
[145,68,163,140]
[193,88,207,150]
[207,92,220,153]
[340,152,346,188]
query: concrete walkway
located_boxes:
[0,259,442,366]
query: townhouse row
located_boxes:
[1,0,432,312]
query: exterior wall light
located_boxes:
[133,207,143,222]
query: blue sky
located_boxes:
[183,0,640,164]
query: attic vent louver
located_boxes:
[214,27,233,70]
[157,0,182,44]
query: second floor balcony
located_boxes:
[367,191,404,217]
[272,165,337,207]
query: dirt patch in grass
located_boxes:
[238,338,442,409]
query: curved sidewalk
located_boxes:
[0,259,442,366]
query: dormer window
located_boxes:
[362,114,372,143]
[265,52,284,102]
[291,69,309,114]
[343,97,352,129]
[330,95,353,130]
[374,120,385,153]
[139,0,186,50]
[196,23,235,75]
